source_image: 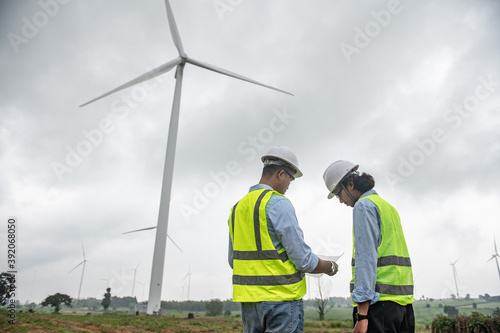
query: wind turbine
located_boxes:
[69,243,87,304]
[182,264,192,301]
[80,0,293,314]
[450,259,460,299]
[137,281,146,301]
[131,263,139,298]
[487,236,500,281]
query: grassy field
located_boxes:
[1,299,498,332]
[0,312,355,333]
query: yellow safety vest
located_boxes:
[350,194,414,306]
[229,188,306,302]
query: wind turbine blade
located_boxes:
[123,226,183,253]
[167,234,183,253]
[164,0,186,58]
[69,261,84,273]
[80,58,182,107]
[81,243,86,260]
[122,226,158,235]
[495,237,498,254]
[186,57,294,96]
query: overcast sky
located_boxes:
[1,0,500,305]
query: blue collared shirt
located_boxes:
[352,189,381,304]
[228,184,319,273]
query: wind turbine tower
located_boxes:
[130,263,139,298]
[451,259,460,299]
[81,0,292,314]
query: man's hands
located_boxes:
[311,258,339,276]
[325,260,338,276]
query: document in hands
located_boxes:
[306,252,344,278]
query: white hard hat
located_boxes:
[261,146,303,178]
[323,160,359,199]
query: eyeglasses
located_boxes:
[333,186,342,198]
[282,169,295,182]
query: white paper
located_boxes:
[306,252,344,278]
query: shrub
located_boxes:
[432,314,454,332]
[432,312,500,332]
[205,299,223,317]
[443,305,458,317]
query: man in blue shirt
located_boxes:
[228,146,339,333]
[323,160,414,333]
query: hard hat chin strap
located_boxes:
[340,182,357,204]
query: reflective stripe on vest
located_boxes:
[351,256,412,267]
[229,188,306,302]
[350,194,414,306]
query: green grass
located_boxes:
[0,311,245,333]
[1,299,498,332]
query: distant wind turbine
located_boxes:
[127,263,140,298]
[450,259,460,298]
[182,264,192,301]
[136,281,146,302]
[487,236,500,281]
[80,0,292,314]
[69,243,87,303]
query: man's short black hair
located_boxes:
[262,164,295,178]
